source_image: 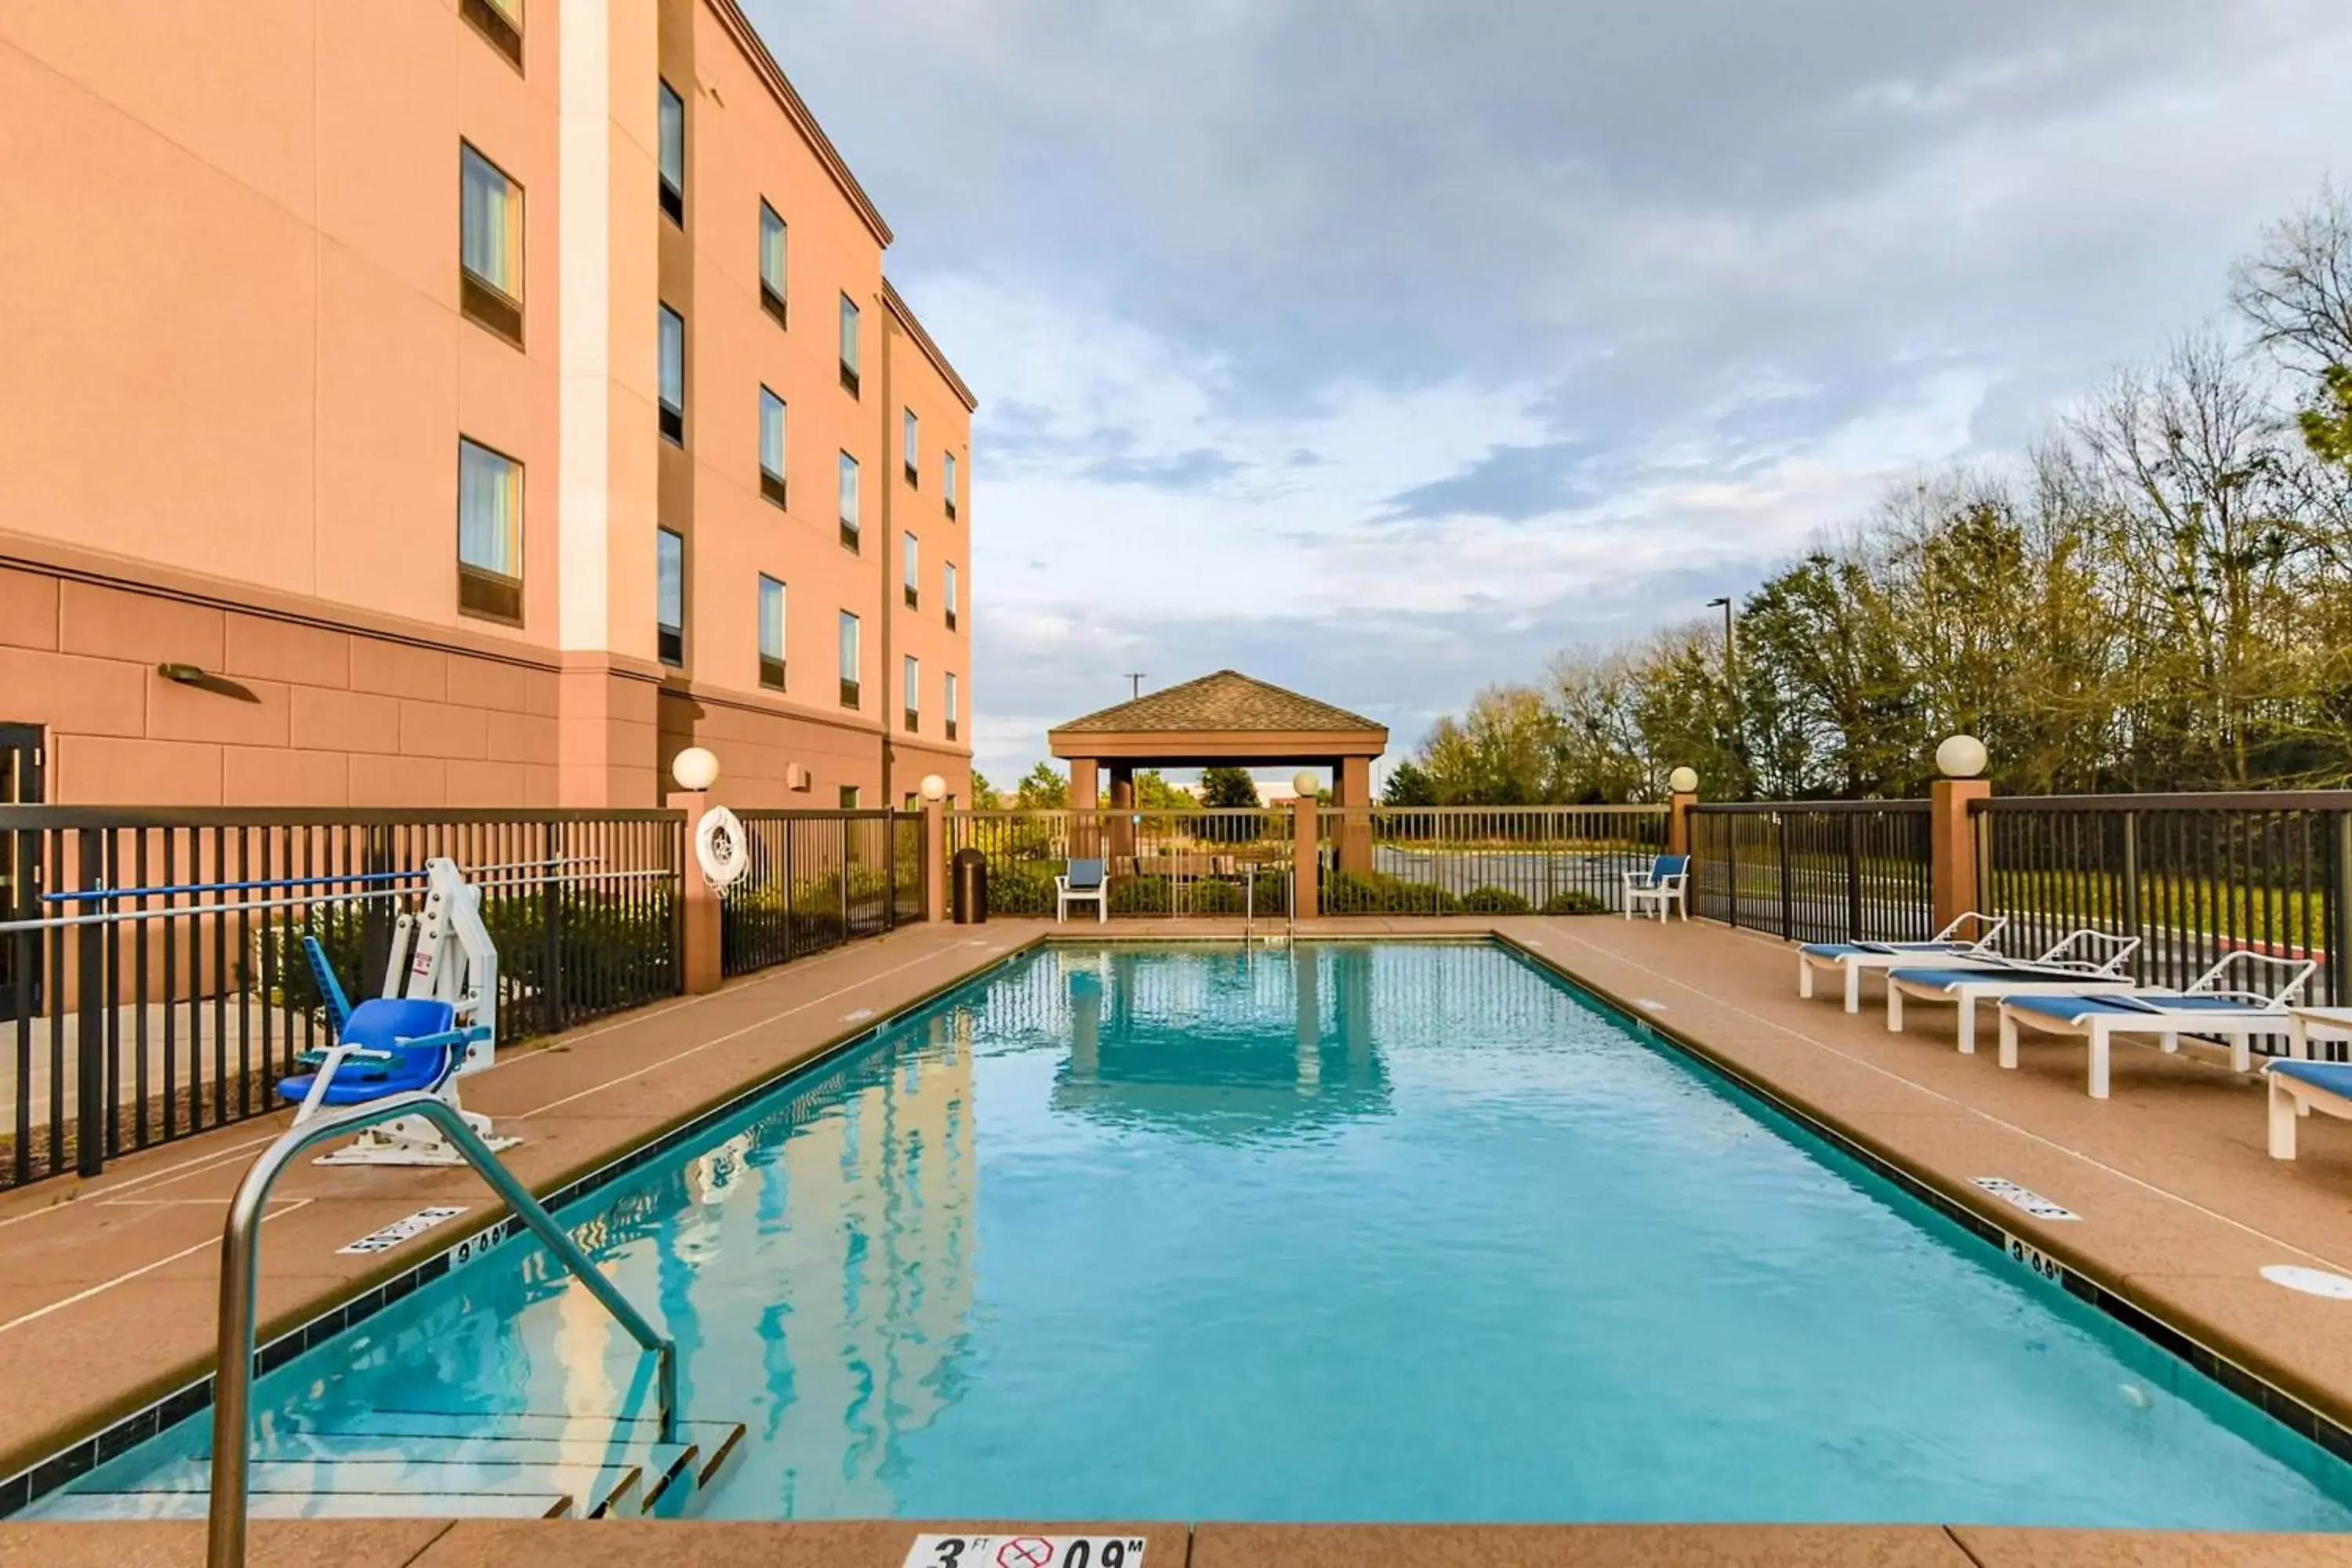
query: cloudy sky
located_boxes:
[744,0,2352,788]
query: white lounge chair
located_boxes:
[1797,913,2010,1014]
[2265,1051,2352,1159]
[1056,857,1109,923]
[1997,951,2317,1099]
[1884,931,2143,1054]
[1621,855,1690,921]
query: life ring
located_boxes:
[695,806,751,891]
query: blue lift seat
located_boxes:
[275,996,464,1107]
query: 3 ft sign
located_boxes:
[903,1535,1147,1568]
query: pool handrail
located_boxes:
[207,1089,677,1568]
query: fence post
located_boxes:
[1930,773,1991,935]
[1777,813,1794,938]
[2122,811,2143,982]
[75,827,105,1178]
[2331,812,2352,1009]
[361,826,391,993]
[1293,794,1319,920]
[1724,815,1739,928]
[541,821,565,1036]
[1845,815,1864,941]
[884,811,898,932]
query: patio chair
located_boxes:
[1996,950,2318,1099]
[1056,857,1109,924]
[1797,912,2009,1014]
[1883,931,2143,1054]
[1621,855,1690,922]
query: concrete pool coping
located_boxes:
[5,915,2352,1548]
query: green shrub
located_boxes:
[1458,886,1534,915]
[1109,875,1172,915]
[1540,889,1608,916]
[1323,870,1461,915]
[988,866,1055,916]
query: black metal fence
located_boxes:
[0,808,682,1190]
[1689,801,1934,942]
[719,811,926,975]
[1976,793,2352,1005]
[1321,806,1667,914]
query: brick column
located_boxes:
[1108,765,1135,863]
[1293,793,1319,919]
[1335,756,1374,876]
[1668,789,1697,856]
[1930,776,1991,934]
[667,787,724,994]
[924,794,947,923]
[1069,757,1099,858]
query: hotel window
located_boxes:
[903,655,920,733]
[902,532,919,609]
[944,562,959,630]
[758,201,788,325]
[944,451,958,520]
[838,612,861,709]
[758,575,786,690]
[759,387,787,507]
[658,79,685,223]
[837,452,860,551]
[945,671,960,742]
[839,785,861,809]
[656,528,684,666]
[902,408,919,485]
[460,0,522,69]
[838,293,861,395]
[659,306,684,445]
[458,143,523,345]
[456,437,523,624]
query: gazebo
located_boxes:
[1047,670,1388,873]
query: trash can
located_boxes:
[952,848,988,924]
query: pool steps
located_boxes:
[32,1410,746,1521]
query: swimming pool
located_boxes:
[30,942,2352,1526]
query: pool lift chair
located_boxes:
[275,856,517,1165]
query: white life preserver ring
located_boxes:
[695,805,751,892]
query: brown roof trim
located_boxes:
[704,0,893,248]
[884,279,978,412]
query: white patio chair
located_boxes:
[1056,857,1108,924]
[1621,855,1690,921]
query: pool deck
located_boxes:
[7,913,2352,1563]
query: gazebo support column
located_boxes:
[1334,755,1375,877]
[1108,766,1136,863]
[1070,757,1101,858]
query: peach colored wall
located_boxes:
[884,309,975,795]
[0,0,974,813]
[0,565,560,808]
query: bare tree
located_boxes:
[2230,180,2352,376]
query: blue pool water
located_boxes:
[38,942,2352,1526]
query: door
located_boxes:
[0,725,42,1018]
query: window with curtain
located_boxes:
[946,671,960,741]
[902,532,919,608]
[759,387,786,506]
[902,408,919,482]
[903,655,920,732]
[838,452,860,550]
[459,143,523,342]
[759,201,787,322]
[944,561,959,630]
[944,451,959,519]
[839,293,861,394]
[656,528,684,666]
[838,612,861,707]
[659,306,684,443]
[457,437,522,622]
[658,80,684,222]
[758,575,786,690]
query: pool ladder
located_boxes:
[206,1091,679,1568]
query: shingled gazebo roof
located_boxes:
[1048,671,1386,767]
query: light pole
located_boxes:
[1708,596,1740,792]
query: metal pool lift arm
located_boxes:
[207,1090,677,1568]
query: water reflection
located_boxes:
[1053,945,1392,1140]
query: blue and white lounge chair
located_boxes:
[1798,912,2009,1013]
[2266,1058,2352,1159]
[1621,855,1690,921]
[1057,858,1109,923]
[1884,930,2143,1054]
[1997,951,2317,1099]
